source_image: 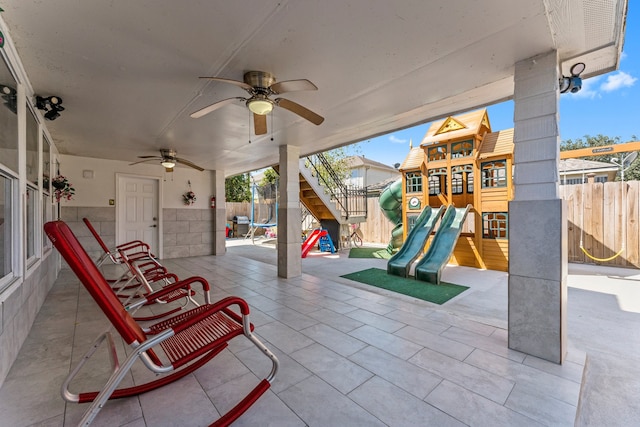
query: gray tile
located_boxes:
[349,325,423,360]
[349,376,465,426]
[441,325,527,362]
[395,325,475,361]
[505,384,577,426]
[409,347,515,404]
[464,349,581,405]
[345,309,406,332]
[299,323,367,356]
[290,343,373,394]
[426,380,543,427]
[349,346,442,399]
[278,375,386,427]
[254,321,314,354]
[306,308,364,333]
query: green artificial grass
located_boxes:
[340,267,468,305]
[348,247,392,259]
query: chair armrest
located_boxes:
[129,276,210,308]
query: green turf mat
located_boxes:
[348,247,392,259]
[340,267,468,304]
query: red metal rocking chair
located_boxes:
[45,220,279,426]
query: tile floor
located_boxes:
[1,239,639,426]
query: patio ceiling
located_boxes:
[0,0,627,176]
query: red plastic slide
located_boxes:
[301,229,327,258]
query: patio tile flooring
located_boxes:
[0,239,638,426]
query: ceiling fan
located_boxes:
[130,149,204,172]
[190,71,324,135]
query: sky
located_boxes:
[354,3,640,168]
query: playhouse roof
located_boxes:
[420,109,491,146]
[477,128,515,159]
[399,147,425,171]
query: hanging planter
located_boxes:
[183,180,196,205]
[52,175,75,202]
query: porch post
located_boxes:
[277,145,302,278]
[212,169,226,255]
[508,50,568,363]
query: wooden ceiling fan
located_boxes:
[130,149,204,172]
[190,71,324,135]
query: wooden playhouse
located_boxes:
[398,109,514,271]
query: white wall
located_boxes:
[59,154,214,208]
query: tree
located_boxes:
[560,134,640,181]
[225,173,251,202]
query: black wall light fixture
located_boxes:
[559,62,586,94]
[36,95,65,120]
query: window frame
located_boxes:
[428,168,447,195]
[483,212,508,239]
[405,171,423,194]
[451,140,474,159]
[481,159,507,188]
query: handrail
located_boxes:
[304,153,367,220]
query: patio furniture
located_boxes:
[44,220,279,426]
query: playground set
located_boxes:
[381,108,640,283]
[382,109,514,283]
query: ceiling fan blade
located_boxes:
[270,79,318,94]
[254,113,267,135]
[129,158,158,166]
[137,155,160,159]
[199,76,253,92]
[190,97,245,119]
[176,158,205,171]
[275,98,324,125]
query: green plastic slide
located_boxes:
[387,205,445,277]
[378,179,403,252]
[415,204,472,285]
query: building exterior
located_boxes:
[344,155,400,189]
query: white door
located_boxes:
[117,175,159,255]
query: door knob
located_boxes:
[150,224,157,228]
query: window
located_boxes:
[406,214,419,232]
[42,192,51,250]
[0,56,19,172]
[483,212,508,239]
[595,176,608,183]
[43,135,51,193]
[405,171,422,193]
[26,106,39,184]
[427,145,447,161]
[451,140,474,158]
[428,168,447,195]
[26,185,38,264]
[452,165,473,194]
[481,160,507,188]
[0,172,15,289]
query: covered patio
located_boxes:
[0,1,633,425]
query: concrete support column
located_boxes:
[211,170,226,255]
[508,50,567,363]
[277,145,302,278]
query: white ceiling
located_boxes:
[0,0,628,176]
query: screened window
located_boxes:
[26,106,39,184]
[42,192,51,250]
[481,160,507,188]
[427,145,447,161]
[43,135,51,193]
[483,212,508,239]
[26,185,38,264]
[452,165,473,194]
[0,56,19,172]
[0,172,15,289]
[428,168,447,195]
[451,140,474,158]
[405,172,422,193]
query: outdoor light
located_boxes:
[161,160,176,168]
[1,85,17,113]
[35,95,65,120]
[247,97,273,115]
[559,62,586,94]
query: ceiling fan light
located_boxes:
[247,99,273,115]
[161,160,176,168]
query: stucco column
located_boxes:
[277,145,302,278]
[508,50,567,363]
[212,169,226,255]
